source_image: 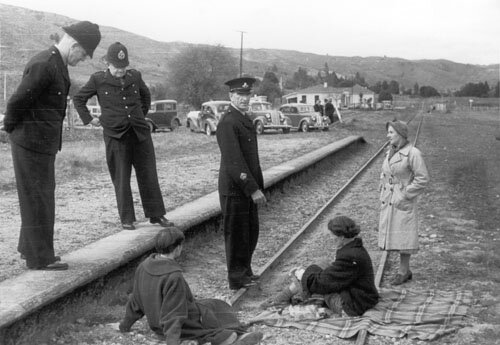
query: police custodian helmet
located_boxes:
[105,42,129,68]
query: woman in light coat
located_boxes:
[379,120,429,285]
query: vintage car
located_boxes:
[146,99,181,132]
[248,98,291,135]
[186,100,230,136]
[279,103,330,132]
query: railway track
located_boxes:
[230,112,425,345]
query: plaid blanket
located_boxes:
[250,288,473,340]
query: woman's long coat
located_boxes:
[378,144,429,251]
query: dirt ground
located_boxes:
[2,107,500,345]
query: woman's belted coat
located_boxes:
[378,143,429,251]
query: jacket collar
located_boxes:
[104,69,135,87]
[389,143,411,164]
[50,46,70,84]
[143,253,183,276]
[337,237,363,253]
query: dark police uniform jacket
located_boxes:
[4,46,70,154]
[73,69,151,141]
[301,238,379,316]
[216,104,264,197]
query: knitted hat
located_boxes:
[62,21,101,58]
[386,120,408,139]
[327,216,360,238]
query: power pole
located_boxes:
[237,31,246,77]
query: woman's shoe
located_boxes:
[391,271,413,285]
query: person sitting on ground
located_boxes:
[263,216,379,317]
[118,227,263,345]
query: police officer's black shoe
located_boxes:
[122,223,136,230]
[150,216,174,227]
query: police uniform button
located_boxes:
[134,90,137,93]
[128,115,131,118]
[121,88,124,91]
[105,91,108,95]
[123,97,126,100]
[58,91,61,95]
[125,106,128,109]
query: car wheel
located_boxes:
[322,126,329,131]
[171,119,180,131]
[300,121,309,132]
[255,121,264,135]
[147,121,154,133]
[205,124,213,136]
[282,128,291,134]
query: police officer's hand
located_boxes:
[89,117,101,127]
[251,189,267,205]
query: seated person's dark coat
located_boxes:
[301,238,379,316]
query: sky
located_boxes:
[1,0,499,65]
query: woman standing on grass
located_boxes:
[379,120,429,285]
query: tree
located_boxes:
[378,90,393,102]
[493,81,500,97]
[419,85,440,98]
[286,67,316,89]
[454,81,490,97]
[167,45,238,108]
[255,71,282,102]
[413,83,420,96]
[388,80,400,94]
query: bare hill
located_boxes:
[0,3,498,99]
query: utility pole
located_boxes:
[237,31,246,77]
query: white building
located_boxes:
[283,83,375,109]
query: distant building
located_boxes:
[282,83,375,109]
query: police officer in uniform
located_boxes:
[216,77,267,290]
[3,21,101,270]
[74,42,173,230]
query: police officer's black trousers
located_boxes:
[12,143,57,268]
[104,130,166,223]
[219,194,259,289]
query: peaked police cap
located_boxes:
[225,76,256,94]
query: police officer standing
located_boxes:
[216,77,267,290]
[2,21,101,270]
[74,42,173,230]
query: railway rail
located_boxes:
[229,112,424,345]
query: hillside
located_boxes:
[0,3,498,102]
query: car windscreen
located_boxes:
[299,105,315,113]
[217,104,230,113]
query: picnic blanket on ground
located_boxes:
[250,288,473,340]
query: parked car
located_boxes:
[248,98,291,135]
[146,99,181,132]
[279,103,330,132]
[186,101,230,136]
